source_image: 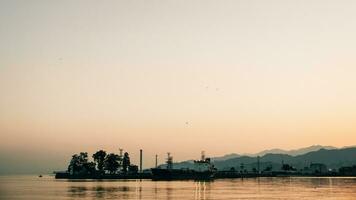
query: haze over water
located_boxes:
[1,176,356,200]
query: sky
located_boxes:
[1,0,356,174]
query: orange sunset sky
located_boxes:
[1,0,356,173]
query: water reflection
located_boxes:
[165,182,173,200]
[68,186,87,198]
[194,181,205,200]
[62,178,356,200]
[67,185,137,199]
[309,177,331,188]
[135,180,142,199]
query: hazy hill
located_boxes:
[164,147,356,171]
[251,145,337,157]
[210,145,336,161]
[211,153,241,161]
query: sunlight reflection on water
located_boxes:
[0,176,356,199]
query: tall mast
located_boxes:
[201,151,205,161]
[167,152,173,169]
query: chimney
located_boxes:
[140,149,143,173]
[155,154,158,168]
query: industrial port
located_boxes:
[55,149,356,180]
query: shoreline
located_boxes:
[54,172,356,180]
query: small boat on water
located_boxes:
[151,151,216,180]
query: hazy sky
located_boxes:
[1,0,356,173]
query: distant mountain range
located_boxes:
[212,145,337,161]
[162,146,356,171]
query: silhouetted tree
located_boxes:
[252,168,257,173]
[264,166,272,172]
[122,152,130,173]
[68,154,80,174]
[282,164,295,171]
[104,153,120,174]
[68,152,89,174]
[93,150,107,174]
[83,162,96,174]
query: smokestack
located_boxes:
[140,149,143,173]
[155,154,158,168]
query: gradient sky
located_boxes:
[1,0,356,173]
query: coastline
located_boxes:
[54,171,356,180]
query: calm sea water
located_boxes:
[0,176,355,200]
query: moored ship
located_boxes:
[151,151,216,180]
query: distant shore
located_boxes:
[55,171,356,180]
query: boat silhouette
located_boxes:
[151,151,216,180]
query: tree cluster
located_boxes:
[68,150,138,175]
[281,164,296,171]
